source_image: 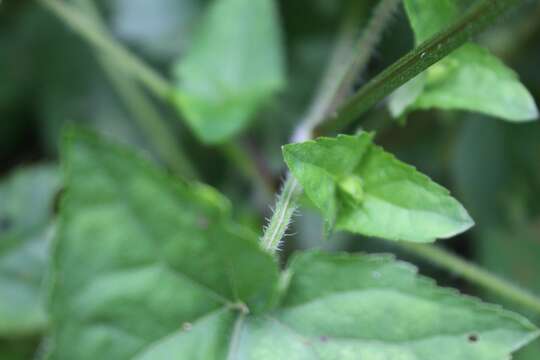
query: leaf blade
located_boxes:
[284,134,473,242]
[257,251,539,360]
[172,0,285,143]
[48,130,279,359]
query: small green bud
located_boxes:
[338,175,364,205]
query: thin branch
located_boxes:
[316,0,529,135]
[292,0,400,143]
[396,242,540,316]
[328,0,402,116]
[291,1,364,143]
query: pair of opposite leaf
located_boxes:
[46,131,538,359]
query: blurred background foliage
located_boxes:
[0,0,539,358]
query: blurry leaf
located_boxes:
[451,119,540,358]
[452,119,510,227]
[172,0,285,144]
[452,119,540,228]
[28,6,151,155]
[283,134,473,242]
[476,226,540,360]
[0,165,60,336]
[390,0,538,122]
[112,0,201,59]
[48,130,280,359]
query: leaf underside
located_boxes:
[48,131,537,359]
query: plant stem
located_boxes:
[316,0,528,135]
[73,0,198,179]
[291,2,364,143]
[261,175,300,253]
[328,0,402,116]
[396,242,540,315]
[38,0,172,100]
[293,0,399,144]
[263,5,366,250]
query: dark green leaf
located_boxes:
[48,130,279,359]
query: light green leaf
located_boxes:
[99,251,540,360]
[0,165,60,336]
[47,130,280,359]
[390,0,538,122]
[247,251,538,360]
[283,134,474,242]
[172,0,285,144]
[49,132,537,359]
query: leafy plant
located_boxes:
[2,0,540,359]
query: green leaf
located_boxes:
[283,134,474,242]
[172,0,285,144]
[49,132,537,359]
[139,251,539,359]
[251,251,538,360]
[390,0,538,122]
[48,130,280,359]
[0,165,60,336]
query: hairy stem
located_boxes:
[316,0,529,135]
[261,175,300,253]
[264,5,369,251]
[397,242,540,315]
[38,0,172,100]
[73,0,198,179]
